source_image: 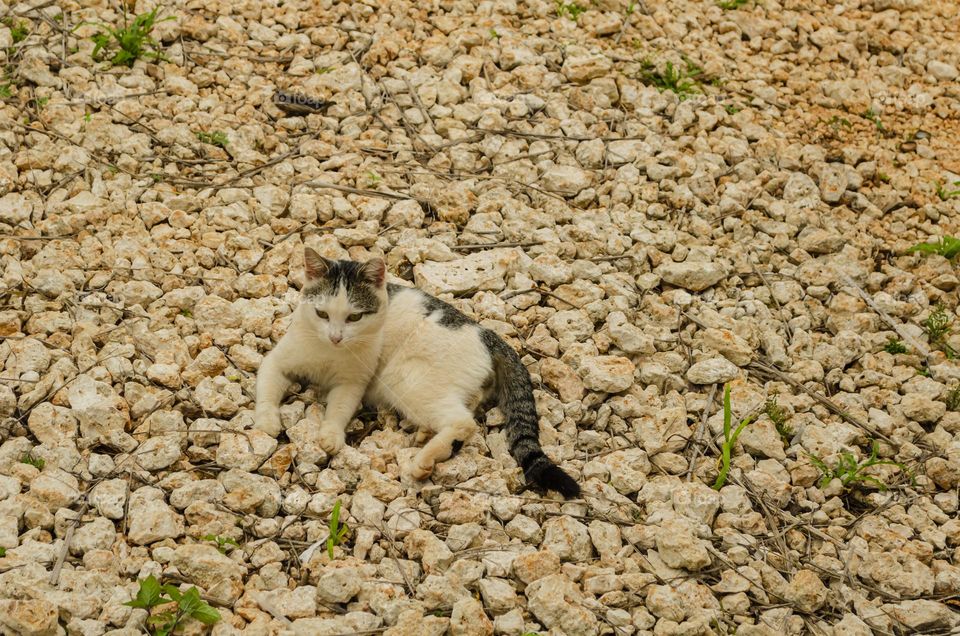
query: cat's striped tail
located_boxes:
[480,330,581,498]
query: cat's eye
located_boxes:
[346,313,364,323]
[315,309,328,320]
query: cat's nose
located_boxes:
[329,334,342,344]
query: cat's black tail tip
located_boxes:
[528,461,581,498]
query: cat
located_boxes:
[253,247,580,497]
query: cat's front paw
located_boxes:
[318,425,345,455]
[253,408,282,437]
[406,454,434,481]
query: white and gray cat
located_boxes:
[254,248,580,497]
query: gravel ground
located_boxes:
[2,0,960,634]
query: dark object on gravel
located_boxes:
[272,90,331,115]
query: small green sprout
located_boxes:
[717,0,751,9]
[935,180,960,201]
[196,131,229,148]
[555,0,586,20]
[861,109,885,133]
[125,575,221,636]
[489,28,499,39]
[315,66,335,74]
[923,304,953,349]
[884,338,907,355]
[86,7,173,67]
[908,236,960,259]
[639,59,703,100]
[826,115,853,131]
[807,440,905,492]
[327,499,349,559]
[0,84,12,99]
[713,384,756,490]
[20,451,44,470]
[764,393,792,446]
[3,19,29,44]
[202,534,238,554]
[946,385,960,412]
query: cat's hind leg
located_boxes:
[407,405,477,480]
[414,428,434,446]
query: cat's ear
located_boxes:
[304,248,329,282]
[361,258,386,287]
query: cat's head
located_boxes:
[301,248,387,346]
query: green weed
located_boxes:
[327,499,349,559]
[489,28,500,39]
[713,384,756,490]
[20,451,44,470]
[923,304,953,350]
[723,103,741,115]
[555,1,587,20]
[315,66,335,74]
[935,180,960,201]
[639,59,703,100]
[196,131,228,148]
[877,172,890,183]
[0,547,5,557]
[125,575,221,636]
[883,338,907,355]
[861,109,885,133]
[86,7,172,67]
[908,236,960,259]
[0,84,12,99]
[826,115,853,131]
[807,440,904,492]
[717,0,751,9]
[3,19,29,44]
[201,534,238,554]
[764,393,792,445]
[946,384,960,412]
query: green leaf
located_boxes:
[728,414,756,448]
[722,384,732,441]
[146,613,174,627]
[177,587,204,615]
[124,574,162,609]
[160,584,182,602]
[190,602,222,625]
[327,536,335,560]
[330,500,341,532]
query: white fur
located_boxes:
[254,284,385,455]
[254,282,493,478]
